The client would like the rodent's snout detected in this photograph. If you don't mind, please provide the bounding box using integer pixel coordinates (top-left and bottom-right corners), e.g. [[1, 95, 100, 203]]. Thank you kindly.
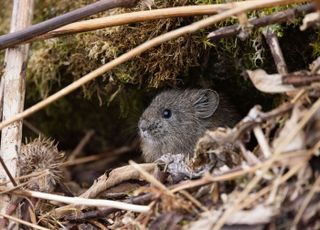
[[138, 119, 147, 132], [138, 118, 162, 139], [138, 119, 149, 138]]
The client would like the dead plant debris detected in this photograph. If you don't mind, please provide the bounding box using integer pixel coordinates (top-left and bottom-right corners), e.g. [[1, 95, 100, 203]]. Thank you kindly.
[[0, 1, 320, 230]]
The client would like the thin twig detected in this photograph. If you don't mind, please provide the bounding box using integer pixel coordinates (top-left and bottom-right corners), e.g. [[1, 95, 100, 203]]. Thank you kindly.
[[238, 141, 260, 165], [12, 189, 150, 213], [63, 146, 132, 167], [208, 3, 315, 40], [23, 120, 44, 136], [0, 156, 17, 186], [0, 0, 308, 132], [0, 213, 49, 230], [129, 160, 173, 196], [253, 126, 272, 158], [213, 99, 320, 230], [291, 89, 307, 103], [0, 170, 50, 195], [179, 190, 208, 212], [283, 74, 320, 86], [238, 156, 311, 211], [275, 97, 320, 154], [293, 176, 320, 225], [263, 26, 288, 75], [0, 170, 48, 186], [0, 0, 139, 50], [266, 166, 285, 204], [30, 2, 274, 42], [171, 149, 309, 193], [63, 193, 153, 221], [69, 130, 95, 160]]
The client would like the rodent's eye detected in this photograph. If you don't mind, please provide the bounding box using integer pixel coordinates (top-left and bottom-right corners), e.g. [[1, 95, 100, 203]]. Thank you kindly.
[[162, 109, 172, 119]]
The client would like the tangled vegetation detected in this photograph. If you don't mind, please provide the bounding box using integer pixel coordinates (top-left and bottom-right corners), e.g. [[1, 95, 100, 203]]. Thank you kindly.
[[0, 0, 320, 229]]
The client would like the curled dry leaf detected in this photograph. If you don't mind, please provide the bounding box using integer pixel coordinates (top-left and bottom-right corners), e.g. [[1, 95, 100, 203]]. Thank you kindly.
[[157, 153, 205, 182], [52, 163, 156, 219], [246, 69, 296, 93], [192, 128, 241, 169], [300, 12, 320, 31], [305, 108, 320, 147], [272, 104, 306, 154], [80, 163, 156, 199]]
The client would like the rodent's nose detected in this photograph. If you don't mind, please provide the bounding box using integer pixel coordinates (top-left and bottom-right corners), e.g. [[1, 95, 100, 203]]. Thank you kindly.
[[139, 120, 150, 138], [139, 120, 148, 132]]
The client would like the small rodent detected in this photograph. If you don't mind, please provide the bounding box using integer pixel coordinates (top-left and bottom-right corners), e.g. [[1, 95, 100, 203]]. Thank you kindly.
[[138, 89, 240, 162]]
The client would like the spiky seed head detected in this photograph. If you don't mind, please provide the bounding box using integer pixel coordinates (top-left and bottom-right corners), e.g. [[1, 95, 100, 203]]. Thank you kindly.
[[19, 137, 64, 192]]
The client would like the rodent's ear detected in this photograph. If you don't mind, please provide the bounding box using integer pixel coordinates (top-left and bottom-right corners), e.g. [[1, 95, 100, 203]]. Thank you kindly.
[[194, 89, 219, 119]]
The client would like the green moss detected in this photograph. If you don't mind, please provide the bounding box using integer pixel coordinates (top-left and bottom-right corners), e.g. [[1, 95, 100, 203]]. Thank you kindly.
[[310, 31, 320, 58], [28, 0, 209, 102], [0, 0, 317, 151], [27, 0, 305, 102]]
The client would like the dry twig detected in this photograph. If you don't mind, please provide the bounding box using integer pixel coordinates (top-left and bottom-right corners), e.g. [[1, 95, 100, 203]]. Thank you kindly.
[[0, 0, 140, 49], [69, 130, 95, 160], [263, 26, 288, 75], [12, 189, 150, 212], [0, 213, 49, 230], [213, 97, 320, 229], [129, 160, 173, 196], [293, 176, 320, 225], [30, 1, 272, 42], [208, 3, 315, 40]]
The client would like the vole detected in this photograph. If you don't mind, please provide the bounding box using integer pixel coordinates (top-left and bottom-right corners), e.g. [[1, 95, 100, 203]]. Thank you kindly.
[[138, 89, 240, 162]]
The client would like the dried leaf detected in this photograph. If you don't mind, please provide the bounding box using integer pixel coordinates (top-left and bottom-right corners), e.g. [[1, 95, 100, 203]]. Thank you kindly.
[[300, 12, 320, 31], [81, 163, 156, 199], [305, 108, 320, 147], [272, 105, 306, 153], [193, 128, 241, 169], [157, 153, 208, 182], [247, 69, 296, 93]]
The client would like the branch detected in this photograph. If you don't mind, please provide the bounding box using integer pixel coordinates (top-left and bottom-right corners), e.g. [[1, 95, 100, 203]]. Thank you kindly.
[[0, 156, 17, 186], [282, 74, 320, 86], [0, 0, 309, 131], [28, 1, 275, 43], [0, 213, 49, 230], [63, 193, 153, 221], [10, 190, 150, 213], [0, 0, 139, 50], [263, 26, 288, 75], [208, 3, 315, 40]]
